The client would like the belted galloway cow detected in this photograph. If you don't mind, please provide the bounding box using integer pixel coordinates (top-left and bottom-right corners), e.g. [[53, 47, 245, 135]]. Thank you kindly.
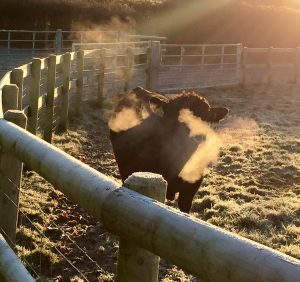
[[109, 87, 228, 213]]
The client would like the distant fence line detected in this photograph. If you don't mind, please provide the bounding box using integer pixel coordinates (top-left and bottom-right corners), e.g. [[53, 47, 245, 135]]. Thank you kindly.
[[72, 41, 300, 92], [72, 41, 242, 92], [0, 41, 300, 281], [158, 43, 300, 89], [1, 29, 300, 88], [0, 29, 167, 73], [158, 44, 300, 88], [241, 46, 300, 85]]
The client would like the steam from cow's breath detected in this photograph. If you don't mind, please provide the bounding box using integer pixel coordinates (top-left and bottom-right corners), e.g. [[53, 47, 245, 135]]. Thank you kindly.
[[217, 116, 259, 149], [108, 94, 150, 132], [71, 18, 136, 94], [178, 109, 221, 183], [108, 107, 142, 132], [71, 17, 135, 43]]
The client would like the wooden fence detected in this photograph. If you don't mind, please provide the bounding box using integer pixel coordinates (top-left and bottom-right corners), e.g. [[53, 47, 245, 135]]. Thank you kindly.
[[72, 41, 243, 92], [241, 46, 300, 84], [0, 42, 152, 142], [73, 42, 300, 91], [159, 43, 242, 91], [0, 43, 300, 281], [0, 29, 167, 73], [0, 29, 113, 73]]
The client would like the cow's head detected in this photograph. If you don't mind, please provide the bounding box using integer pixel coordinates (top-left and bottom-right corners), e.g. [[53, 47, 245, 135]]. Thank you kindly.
[[132, 87, 229, 125]]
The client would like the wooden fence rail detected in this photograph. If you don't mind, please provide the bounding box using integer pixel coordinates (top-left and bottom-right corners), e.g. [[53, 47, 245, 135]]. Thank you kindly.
[[1, 42, 300, 281], [0, 234, 34, 282]]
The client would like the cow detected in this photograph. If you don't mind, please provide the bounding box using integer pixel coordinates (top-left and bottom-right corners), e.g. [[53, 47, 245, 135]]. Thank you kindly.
[[109, 87, 229, 213]]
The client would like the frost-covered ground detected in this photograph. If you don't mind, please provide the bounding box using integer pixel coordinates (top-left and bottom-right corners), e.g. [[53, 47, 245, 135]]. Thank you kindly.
[[17, 85, 300, 281], [193, 85, 300, 259]]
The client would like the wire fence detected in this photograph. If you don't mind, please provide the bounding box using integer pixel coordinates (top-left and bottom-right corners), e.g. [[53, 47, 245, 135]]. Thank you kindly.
[[0, 169, 109, 281]]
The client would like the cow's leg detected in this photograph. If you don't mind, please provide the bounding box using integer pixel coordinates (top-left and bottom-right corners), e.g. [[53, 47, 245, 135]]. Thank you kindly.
[[166, 188, 176, 201], [177, 177, 203, 213], [166, 177, 180, 201]]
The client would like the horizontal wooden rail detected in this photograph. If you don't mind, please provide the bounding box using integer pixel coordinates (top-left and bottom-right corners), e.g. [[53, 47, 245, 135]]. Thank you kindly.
[[83, 47, 148, 57], [0, 234, 35, 282], [72, 41, 150, 52], [0, 119, 299, 282], [245, 63, 295, 68], [164, 54, 236, 57], [161, 43, 241, 47], [246, 47, 297, 53], [126, 34, 167, 41], [272, 48, 295, 53], [161, 63, 238, 68], [0, 29, 57, 33], [0, 39, 54, 43]]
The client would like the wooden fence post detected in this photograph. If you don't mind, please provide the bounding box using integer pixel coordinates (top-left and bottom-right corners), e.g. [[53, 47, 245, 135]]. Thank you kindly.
[[10, 69, 24, 110], [124, 47, 133, 93], [219, 46, 225, 71], [117, 172, 167, 282], [112, 52, 118, 95], [268, 47, 273, 85], [0, 85, 27, 247], [60, 52, 71, 131], [148, 41, 161, 92], [43, 55, 56, 143], [180, 46, 185, 69], [76, 50, 84, 112], [294, 47, 300, 84], [241, 47, 248, 86], [146, 46, 151, 89], [2, 84, 19, 114], [7, 31, 11, 54], [236, 44, 242, 85], [97, 48, 105, 105], [27, 58, 41, 135], [201, 45, 206, 66], [55, 29, 63, 54]]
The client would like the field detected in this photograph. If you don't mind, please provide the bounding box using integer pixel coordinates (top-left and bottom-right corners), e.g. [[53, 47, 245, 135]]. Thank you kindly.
[[17, 84, 300, 281]]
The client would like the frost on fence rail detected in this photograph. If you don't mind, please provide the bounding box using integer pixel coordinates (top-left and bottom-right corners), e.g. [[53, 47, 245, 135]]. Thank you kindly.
[[0, 233, 35, 282]]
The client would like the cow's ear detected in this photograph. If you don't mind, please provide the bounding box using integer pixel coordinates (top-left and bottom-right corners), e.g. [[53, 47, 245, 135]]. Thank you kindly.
[[132, 87, 153, 101], [210, 107, 229, 123], [149, 95, 168, 116], [133, 87, 168, 106], [150, 95, 169, 108]]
